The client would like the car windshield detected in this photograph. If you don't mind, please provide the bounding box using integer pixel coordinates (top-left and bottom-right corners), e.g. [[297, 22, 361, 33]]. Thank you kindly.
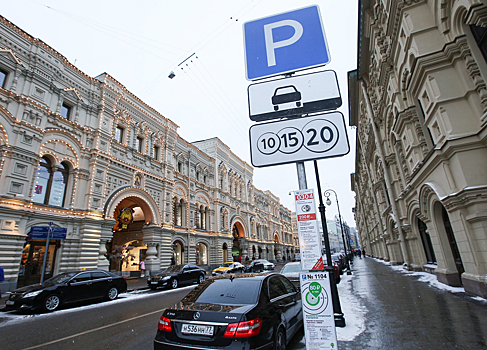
[[281, 264, 306, 274], [45, 272, 77, 284], [222, 263, 233, 268], [184, 279, 261, 305], [162, 265, 183, 274], [256, 260, 269, 264]]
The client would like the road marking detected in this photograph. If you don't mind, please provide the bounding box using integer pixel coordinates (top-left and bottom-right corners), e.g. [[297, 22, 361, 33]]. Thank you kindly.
[[21, 308, 166, 350]]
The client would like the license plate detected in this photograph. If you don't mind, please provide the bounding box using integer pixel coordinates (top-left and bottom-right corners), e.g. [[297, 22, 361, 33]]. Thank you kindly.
[[6, 300, 14, 305], [151, 281, 159, 284], [181, 323, 214, 336]]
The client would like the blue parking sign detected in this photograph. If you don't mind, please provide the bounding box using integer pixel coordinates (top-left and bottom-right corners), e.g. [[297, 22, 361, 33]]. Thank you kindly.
[[243, 5, 330, 81]]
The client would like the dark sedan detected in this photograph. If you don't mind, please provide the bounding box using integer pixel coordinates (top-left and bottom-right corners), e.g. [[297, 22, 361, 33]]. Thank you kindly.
[[154, 273, 303, 350], [244, 260, 265, 273], [4, 270, 127, 312], [148, 264, 206, 290]]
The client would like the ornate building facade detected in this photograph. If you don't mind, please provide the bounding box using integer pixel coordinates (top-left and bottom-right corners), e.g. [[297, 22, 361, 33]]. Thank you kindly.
[[349, 0, 487, 298], [0, 15, 294, 293]]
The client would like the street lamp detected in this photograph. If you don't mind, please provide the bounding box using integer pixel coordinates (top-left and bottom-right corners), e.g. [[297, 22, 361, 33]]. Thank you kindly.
[[324, 189, 352, 275]]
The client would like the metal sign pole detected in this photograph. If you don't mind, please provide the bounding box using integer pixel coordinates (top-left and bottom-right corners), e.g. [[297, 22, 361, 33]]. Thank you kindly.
[[313, 160, 345, 327], [40, 222, 52, 284], [296, 162, 308, 190]]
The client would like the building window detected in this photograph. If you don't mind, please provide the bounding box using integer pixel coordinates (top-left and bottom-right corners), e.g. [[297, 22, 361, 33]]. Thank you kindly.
[[153, 145, 160, 160], [61, 103, 71, 120], [471, 25, 487, 63], [32, 157, 69, 207], [136, 136, 144, 153], [115, 126, 124, 143], [178, 162, 182, 173], [0, 68, 7, 88]]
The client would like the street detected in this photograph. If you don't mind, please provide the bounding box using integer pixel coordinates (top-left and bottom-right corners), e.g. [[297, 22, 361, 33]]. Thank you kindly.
[[1, 259, 487, 350]]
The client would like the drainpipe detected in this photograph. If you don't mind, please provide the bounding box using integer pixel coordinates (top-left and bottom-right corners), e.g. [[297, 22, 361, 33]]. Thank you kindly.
[[360, 81, 410, 267]]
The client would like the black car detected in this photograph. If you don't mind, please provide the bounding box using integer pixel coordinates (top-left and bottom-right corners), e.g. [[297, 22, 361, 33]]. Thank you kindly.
[[244, 260, 265, 273], [154, 273, 303, 350], [4, 270, 127, 312], [148, 264, 206, 290]]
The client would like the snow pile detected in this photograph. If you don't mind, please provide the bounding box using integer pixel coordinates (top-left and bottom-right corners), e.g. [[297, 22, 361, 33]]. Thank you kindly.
[[336, 273, 366, 341]]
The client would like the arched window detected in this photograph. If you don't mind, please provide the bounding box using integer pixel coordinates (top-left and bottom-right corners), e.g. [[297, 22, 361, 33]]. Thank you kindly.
[[32, 157, 69, 207]]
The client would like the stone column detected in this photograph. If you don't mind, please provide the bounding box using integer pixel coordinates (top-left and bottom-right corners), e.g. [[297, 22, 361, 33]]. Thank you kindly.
[[142, 224, 163, 273]]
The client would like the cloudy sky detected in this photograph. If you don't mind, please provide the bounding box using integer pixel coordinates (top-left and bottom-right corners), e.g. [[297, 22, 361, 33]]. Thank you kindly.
[[2, 0, 359, 225]]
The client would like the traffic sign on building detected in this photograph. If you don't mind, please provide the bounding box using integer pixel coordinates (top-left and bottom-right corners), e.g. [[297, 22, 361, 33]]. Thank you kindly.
[[243, 5, 330, 81], [249, 111, 350, 167], [248, 70, 341, 122]]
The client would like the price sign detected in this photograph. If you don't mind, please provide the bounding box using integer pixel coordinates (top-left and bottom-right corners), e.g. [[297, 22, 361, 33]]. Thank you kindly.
[[249, 111, 349, 167], [294, 189, 324, 271]]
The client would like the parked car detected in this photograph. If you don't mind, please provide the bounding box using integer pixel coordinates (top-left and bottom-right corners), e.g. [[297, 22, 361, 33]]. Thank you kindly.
[[243, 260, 265, 273], [252, 259, 275, 270], [4, 270, 127, 312], [212, 262, 245, 276], [280, 261, 340, 289], [154, 273, 303, 350], [332, 253, 346, 274], [148, 264, 206, 290]]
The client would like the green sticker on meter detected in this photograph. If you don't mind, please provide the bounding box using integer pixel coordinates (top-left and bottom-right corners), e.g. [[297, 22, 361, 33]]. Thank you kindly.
[[305, 282, 322, 306], [309, 282, 321, 297]]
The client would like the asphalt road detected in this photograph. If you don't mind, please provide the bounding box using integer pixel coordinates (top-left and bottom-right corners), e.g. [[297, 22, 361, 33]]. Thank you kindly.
[[0, 285, 197, 350]]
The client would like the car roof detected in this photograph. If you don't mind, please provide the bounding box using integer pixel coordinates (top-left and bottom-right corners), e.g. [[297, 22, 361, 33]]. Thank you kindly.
[[211, 272, 277, 281]]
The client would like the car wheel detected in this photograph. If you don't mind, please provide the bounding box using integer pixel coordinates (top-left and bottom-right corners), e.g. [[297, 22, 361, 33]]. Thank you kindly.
[[107, 287, 119, 301], [43, 294, 61, 312], [198, 274, 205, 284], [171, 278, 179, 289], [274, 327, 286, 350]]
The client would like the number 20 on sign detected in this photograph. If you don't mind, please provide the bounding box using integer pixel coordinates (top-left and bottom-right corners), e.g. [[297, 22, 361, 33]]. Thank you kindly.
[[249, 111, 350, 168]]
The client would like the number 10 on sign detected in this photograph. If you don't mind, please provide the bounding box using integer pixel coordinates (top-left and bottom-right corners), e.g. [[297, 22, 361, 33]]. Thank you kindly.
[[249, 111, 350, 168]]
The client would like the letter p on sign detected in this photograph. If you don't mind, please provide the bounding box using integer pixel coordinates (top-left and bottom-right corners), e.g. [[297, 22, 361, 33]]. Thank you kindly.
[[243, 5, 330, 81]]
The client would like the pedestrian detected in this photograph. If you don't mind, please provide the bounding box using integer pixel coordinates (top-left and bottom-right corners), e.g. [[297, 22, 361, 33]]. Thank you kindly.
[[363, 248, 366, 257], [171, 254, 176, 265], [0, 265, 4, 298], [139, 260, 145, 278]]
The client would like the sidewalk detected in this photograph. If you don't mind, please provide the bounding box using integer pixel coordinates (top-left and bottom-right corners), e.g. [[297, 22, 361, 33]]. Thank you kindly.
[[288, 257, 487, 350]]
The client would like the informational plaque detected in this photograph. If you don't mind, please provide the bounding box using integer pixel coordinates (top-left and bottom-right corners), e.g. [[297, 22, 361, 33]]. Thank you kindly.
[[294, 189, 324, 271], [300, 271, 338, 349]]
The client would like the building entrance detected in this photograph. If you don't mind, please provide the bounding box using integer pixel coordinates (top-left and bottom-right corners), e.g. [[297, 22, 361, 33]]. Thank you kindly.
[[17, 239, 59, 287], [109, 203, 147, 275]]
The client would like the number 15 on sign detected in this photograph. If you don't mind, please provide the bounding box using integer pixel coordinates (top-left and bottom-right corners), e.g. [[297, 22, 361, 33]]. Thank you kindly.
[[249, 111, 350, 167]]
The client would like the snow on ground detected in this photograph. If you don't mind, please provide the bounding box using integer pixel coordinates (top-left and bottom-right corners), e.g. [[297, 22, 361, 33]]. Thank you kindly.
[[336, 272, 367, 341], [0, 285, 196, 328], [372, 257, 487, 304]]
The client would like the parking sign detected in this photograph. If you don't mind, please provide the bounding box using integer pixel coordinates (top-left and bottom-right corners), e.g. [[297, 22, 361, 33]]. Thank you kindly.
[[243, 5, 330, 80]]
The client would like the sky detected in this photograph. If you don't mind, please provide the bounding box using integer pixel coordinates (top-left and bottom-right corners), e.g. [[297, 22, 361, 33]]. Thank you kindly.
[[1, 0, 359, 225]]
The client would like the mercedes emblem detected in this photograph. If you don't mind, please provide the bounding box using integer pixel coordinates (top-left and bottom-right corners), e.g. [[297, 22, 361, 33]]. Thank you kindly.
[[193, 312, 200, 320]]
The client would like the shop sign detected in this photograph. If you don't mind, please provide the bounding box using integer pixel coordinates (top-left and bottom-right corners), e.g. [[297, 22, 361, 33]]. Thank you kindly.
[[294, 189, 324, 271], [300, 272, 338, 349], [232, 246, 240, 257]]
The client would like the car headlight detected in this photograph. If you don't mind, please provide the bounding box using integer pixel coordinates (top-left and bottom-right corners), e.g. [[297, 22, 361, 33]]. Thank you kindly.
[[23, 290, 43, 298], [161, 276, 171, 281]]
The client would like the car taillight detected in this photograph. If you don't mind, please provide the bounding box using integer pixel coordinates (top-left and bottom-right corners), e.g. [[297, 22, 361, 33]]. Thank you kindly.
[[158, 315, 172, 332], [224, 318, 262, 338]]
